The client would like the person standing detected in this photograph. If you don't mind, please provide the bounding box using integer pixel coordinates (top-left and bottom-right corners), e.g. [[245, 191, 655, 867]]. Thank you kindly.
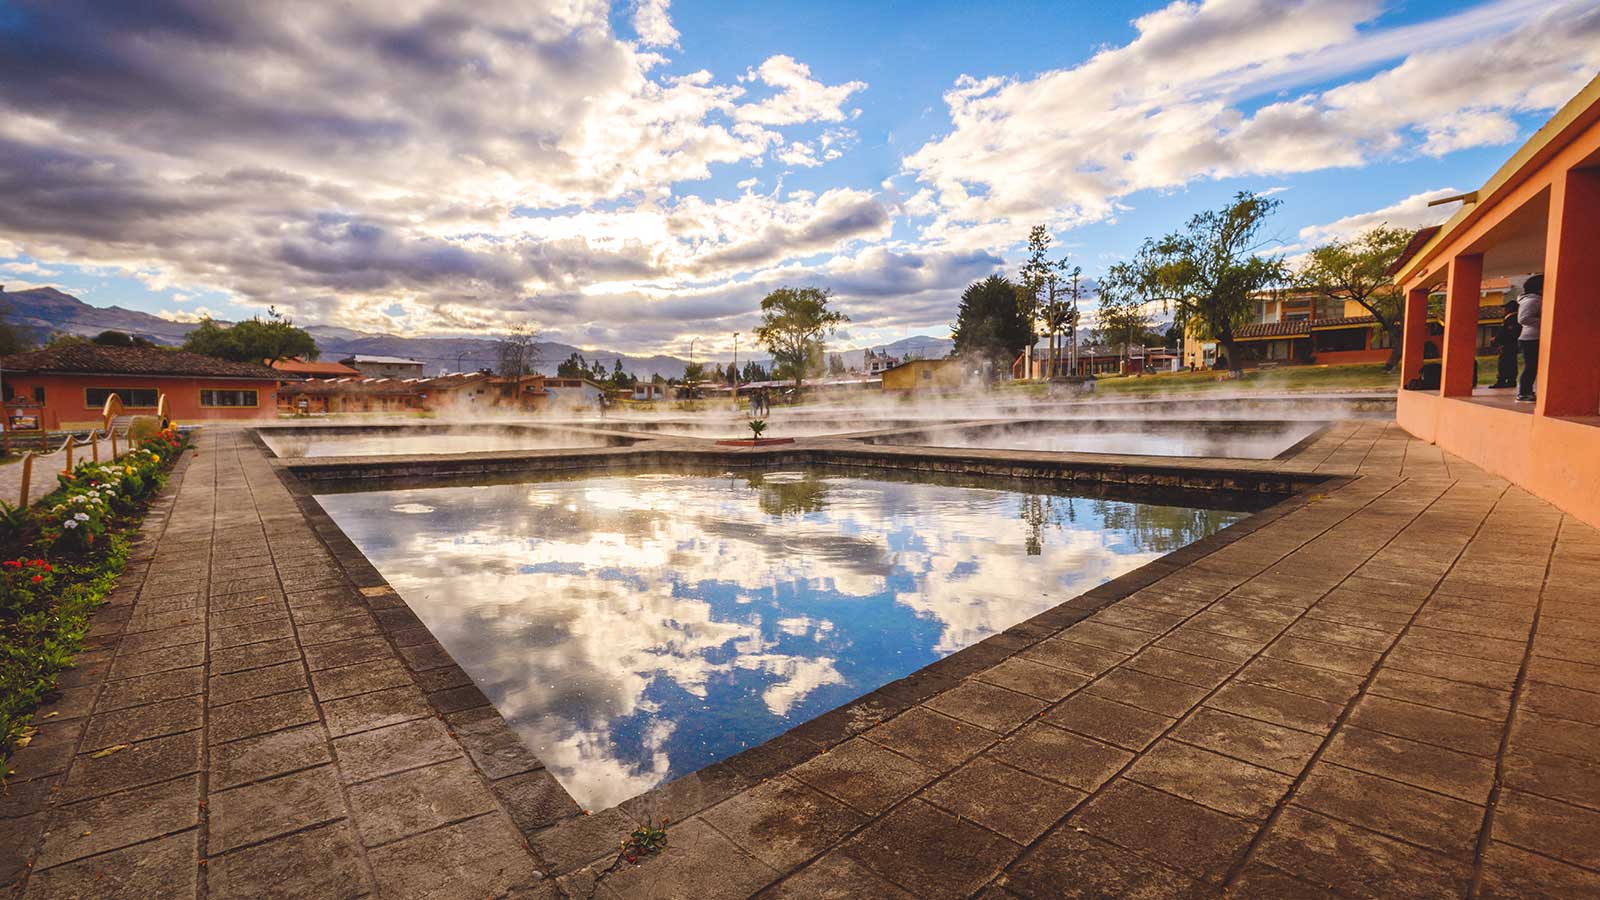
[[1516, 274, 1543, 402], [1491, 297, 1520, 388]]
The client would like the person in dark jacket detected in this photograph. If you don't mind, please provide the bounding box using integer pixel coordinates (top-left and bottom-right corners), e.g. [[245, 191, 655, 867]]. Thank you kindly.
[[1490, 298, 1520, 388]]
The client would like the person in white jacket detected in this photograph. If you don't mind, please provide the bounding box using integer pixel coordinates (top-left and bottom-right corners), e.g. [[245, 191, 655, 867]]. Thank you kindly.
[[1517, 274, 1543, 402]]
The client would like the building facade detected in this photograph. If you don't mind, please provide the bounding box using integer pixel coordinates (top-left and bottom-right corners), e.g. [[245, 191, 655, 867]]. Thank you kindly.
[[1181, 285, 1513, 370], [339, 355, 427, 378], [882, 358, 963, 392], [1392, 72, 1600, 529], [0, 344, 288, 429]]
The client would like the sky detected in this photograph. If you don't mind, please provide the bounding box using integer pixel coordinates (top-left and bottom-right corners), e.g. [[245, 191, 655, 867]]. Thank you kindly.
[[0, 0, 1597, 359]]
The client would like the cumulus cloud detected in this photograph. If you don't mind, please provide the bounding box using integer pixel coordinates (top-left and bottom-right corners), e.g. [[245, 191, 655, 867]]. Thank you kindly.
[[0, 0, 1591, 352], [631, 0, 679, 47], [1295, 187, 1462, 247], [0, 0, 877, 343], [902, 0, 1600, 250], [736, 56, 867, 126]]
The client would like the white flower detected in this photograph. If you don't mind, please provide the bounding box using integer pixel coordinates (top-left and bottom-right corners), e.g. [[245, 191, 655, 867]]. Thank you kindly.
[[63, 520, 78, 530], [73, 512, 89, 522]]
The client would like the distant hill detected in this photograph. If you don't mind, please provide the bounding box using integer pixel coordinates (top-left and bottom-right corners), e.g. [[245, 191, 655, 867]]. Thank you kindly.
[[0, 285, 956, 379]]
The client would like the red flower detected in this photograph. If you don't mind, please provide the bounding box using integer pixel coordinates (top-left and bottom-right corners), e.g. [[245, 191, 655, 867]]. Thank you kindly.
[[3, 560, 20, 569], [31, 575, 42, 584]]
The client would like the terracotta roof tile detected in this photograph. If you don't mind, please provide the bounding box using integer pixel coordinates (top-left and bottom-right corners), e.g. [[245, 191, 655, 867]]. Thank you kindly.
[[1, 343, 290, 379], [271, 358, 361, 377]]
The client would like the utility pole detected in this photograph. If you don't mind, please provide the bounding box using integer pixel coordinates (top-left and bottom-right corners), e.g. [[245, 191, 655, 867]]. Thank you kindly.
[[1069, 271, 1080, 378], [731, 332, 739, 410]]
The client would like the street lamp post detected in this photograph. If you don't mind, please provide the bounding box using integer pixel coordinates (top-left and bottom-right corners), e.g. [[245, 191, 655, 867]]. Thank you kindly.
[[688, 337, 698, 398], [732, 332, 739, 410]]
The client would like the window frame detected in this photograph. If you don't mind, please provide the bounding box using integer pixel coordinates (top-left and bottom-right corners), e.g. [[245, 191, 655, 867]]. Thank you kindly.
[[199, 388, 260, 409], [84, 387, 159, 409]]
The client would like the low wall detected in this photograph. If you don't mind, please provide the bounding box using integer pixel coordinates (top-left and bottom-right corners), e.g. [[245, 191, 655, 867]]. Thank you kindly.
[[1396, 389, 1600, 528]]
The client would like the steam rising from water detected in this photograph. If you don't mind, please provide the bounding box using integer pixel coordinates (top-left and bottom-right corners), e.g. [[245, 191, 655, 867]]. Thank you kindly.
[[268, 386, 1391, 454]]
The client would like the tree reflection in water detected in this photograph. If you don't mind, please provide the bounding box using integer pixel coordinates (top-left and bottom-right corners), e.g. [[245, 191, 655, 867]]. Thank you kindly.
[[316, 470, 1247, 812]]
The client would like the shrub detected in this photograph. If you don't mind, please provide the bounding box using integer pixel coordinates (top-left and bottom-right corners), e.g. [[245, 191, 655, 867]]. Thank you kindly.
[[1, 426, 187, 766]]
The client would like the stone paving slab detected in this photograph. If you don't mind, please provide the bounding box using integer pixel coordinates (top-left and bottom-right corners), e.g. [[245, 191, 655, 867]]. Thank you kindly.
[[3, 419, 1598, 899]]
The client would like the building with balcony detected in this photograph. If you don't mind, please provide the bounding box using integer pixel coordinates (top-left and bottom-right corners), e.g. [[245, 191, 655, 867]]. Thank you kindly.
[[1181, 284, 1513, 370]]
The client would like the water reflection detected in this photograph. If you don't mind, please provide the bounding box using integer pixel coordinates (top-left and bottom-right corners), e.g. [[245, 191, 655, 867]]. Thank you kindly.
[[316, 471, 1244, 811]]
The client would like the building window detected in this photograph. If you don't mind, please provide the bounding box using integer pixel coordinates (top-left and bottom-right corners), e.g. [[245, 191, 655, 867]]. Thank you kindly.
[[85, 387, 158, 408], [200, 389, 258, 407], [33, 386, 44, 403], [1313, 328, 1367, 352], [1314, 299, 1345, 319]]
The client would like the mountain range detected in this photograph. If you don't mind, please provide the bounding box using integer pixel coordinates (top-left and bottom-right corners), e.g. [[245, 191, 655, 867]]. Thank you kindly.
[[0, 286, 954, 378]]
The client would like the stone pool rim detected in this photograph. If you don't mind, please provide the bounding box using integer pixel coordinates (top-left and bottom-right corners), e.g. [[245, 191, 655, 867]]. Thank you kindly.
[[255, 422, 1348, 876]]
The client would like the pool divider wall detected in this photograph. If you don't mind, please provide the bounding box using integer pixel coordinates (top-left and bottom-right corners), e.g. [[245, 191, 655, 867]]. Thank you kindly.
[[255, 430, 1346, 875], [261, 436, 1330, 497]]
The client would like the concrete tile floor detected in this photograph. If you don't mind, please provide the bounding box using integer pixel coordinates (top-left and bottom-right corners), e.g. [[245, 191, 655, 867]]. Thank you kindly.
[[2, 419, 1597, 899]]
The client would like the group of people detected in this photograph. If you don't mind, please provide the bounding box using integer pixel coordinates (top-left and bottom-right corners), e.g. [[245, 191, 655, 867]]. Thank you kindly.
[[1491, 274, 1543, 402], [747, 388, 772, 417]]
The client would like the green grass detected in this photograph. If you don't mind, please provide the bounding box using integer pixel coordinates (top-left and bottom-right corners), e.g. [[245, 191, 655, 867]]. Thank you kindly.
[[1089, 356, 1501, 397]]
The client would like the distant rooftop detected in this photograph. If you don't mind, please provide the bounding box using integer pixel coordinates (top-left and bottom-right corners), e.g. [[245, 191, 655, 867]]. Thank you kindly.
[[272, 358, 361, 377], [339, 354, 425, 366]]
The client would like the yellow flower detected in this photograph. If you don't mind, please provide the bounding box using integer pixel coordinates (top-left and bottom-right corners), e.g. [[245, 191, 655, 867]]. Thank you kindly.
[[150, 455, 160, 464]]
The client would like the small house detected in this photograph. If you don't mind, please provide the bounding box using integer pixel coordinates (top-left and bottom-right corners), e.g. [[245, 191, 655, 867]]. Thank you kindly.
[[882, 358, 963, 392], [0, 344, 290, 429]]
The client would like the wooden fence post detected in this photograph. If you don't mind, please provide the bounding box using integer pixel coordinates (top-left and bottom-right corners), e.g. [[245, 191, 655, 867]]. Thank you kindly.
[[19, 453, 32, 507], [111, 430, 118, 459], [91, 433, 99, 463], [64, 438, 73, 475]]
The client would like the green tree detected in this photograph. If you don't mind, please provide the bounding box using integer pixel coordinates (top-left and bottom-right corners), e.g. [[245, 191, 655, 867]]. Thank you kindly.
[[1040, 262, 1081, 378], [1093, 266, 1153, 369], [683, 361, 706, 383], [1294, 225, 1412, 371], [556, 352, 588, 378], [950, 275, 1030, 377], [1016, 226, 1050, 359], [181, 308, 318, 365], [753, 286, 848, 391], [827, 353, 846, 376], [1119, 192, 1285, 373], [0, 302, 33, 356], [609, 358, 635, 388], [92, 330, 156, 348]]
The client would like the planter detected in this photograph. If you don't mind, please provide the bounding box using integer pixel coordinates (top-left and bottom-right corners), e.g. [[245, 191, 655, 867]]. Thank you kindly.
[[714, 437, 797, 447]]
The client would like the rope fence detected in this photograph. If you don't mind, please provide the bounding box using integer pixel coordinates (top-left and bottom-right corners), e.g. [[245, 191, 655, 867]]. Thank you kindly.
[[7, 392, 166, 508]]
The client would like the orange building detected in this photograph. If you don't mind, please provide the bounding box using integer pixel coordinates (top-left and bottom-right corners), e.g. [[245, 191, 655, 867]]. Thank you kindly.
[[1392, 73, 1600, 528], [0, 344, 290, 429]]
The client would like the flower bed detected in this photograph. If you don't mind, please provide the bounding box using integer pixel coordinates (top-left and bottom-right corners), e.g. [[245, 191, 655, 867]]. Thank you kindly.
[[0, 427, 189, 771]]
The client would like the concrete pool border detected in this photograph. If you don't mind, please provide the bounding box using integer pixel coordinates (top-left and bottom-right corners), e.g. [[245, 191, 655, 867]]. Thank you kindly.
[[847, 418, 1333, 463], [254, 424, 1346, 884]]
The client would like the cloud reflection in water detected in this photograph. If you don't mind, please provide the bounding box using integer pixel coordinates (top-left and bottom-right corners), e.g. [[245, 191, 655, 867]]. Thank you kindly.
[[316, 471, 1243, 811]]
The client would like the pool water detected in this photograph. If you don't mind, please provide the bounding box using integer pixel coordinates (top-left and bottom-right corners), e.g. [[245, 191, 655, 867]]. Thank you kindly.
[[261, 426, 616, 458], [316, 470, 1249, 811]]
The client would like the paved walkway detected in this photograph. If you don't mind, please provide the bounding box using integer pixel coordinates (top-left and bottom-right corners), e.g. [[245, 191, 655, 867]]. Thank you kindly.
[[3, 422, 1599, 899]]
